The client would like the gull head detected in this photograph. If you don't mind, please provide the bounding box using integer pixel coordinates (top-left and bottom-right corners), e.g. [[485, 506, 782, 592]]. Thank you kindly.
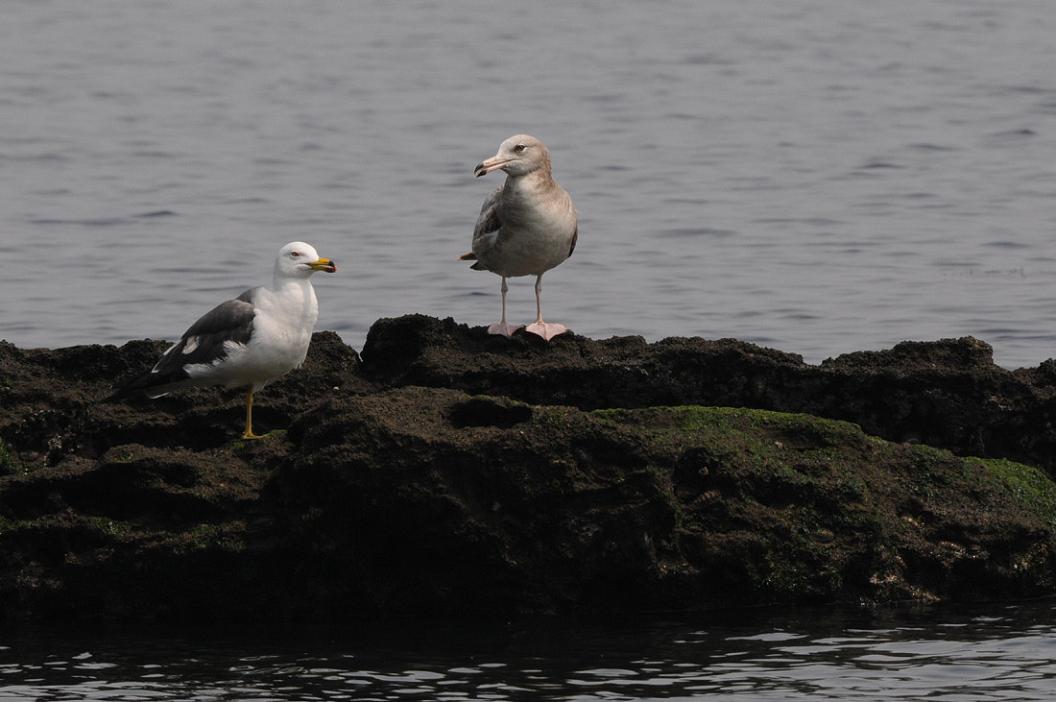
[[275, 241, 337, 279], [474, 134, 551, 178]]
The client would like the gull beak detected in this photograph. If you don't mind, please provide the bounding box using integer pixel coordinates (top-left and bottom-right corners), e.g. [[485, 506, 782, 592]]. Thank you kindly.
[[309, 257, 337, 273], [474, 155, 508, 178]]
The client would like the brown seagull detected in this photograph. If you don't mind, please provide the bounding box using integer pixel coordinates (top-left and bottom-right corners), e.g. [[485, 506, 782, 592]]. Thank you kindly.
[[461, 134, 578, 341]]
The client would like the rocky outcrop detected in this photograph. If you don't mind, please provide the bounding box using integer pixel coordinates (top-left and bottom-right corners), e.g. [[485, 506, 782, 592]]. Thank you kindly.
[[360, 315, 1056, 473], [0, 318, 1054, 626]]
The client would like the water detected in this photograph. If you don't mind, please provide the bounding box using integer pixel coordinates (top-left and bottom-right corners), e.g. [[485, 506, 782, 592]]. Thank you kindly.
[[2, 1, 1056, 367], [3, 2, 1056, 695], [2, 603, 1056, 701]]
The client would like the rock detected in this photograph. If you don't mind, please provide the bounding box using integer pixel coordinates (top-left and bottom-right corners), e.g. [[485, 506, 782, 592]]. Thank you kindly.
[[360, 316, 1056, 474], [267, 389, 1056, 617], [0, 318, 1054, 626], [0, 331, 370, 462]]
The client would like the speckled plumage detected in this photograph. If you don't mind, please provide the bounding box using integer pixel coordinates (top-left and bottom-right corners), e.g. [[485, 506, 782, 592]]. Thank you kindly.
[[464, 134, 578, 340]]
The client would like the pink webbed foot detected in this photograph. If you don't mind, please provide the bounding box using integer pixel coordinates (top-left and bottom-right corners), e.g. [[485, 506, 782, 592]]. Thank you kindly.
[[524, 321, 568, 341], [487, 321, 524, 337]]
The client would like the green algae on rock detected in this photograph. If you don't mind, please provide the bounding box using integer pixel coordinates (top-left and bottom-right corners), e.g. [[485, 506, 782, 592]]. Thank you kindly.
[[5, 387, 1051, 626], [0, 319, 1055, 626], [360, 316, 1056, 474], [0, 438, 19, 476]]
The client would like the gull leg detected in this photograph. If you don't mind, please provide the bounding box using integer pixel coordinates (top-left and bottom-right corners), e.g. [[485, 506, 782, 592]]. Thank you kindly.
[[487, 276, 523, 337], [241, 387, 266, 440], [524, 273, 568, 341]]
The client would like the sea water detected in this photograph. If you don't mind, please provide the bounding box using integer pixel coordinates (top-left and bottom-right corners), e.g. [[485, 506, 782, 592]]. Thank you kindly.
[[2, 603, 1055, 701], [2, 1, 1055, 367]]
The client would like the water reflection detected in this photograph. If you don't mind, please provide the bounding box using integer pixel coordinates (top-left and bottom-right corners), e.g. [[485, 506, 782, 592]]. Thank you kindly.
[[1, 603, 1055, 701]]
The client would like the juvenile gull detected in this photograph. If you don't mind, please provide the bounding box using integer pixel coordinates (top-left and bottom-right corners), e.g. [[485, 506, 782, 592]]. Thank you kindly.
[[460, 134, 578, 341], [113, 241, 337, 439]]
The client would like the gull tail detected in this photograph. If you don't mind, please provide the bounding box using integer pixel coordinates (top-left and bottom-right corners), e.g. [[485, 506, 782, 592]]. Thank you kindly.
[[107, 367, 186, 401]]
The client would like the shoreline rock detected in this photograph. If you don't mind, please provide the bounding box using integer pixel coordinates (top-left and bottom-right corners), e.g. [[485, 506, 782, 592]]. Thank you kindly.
[[1, 317, 1054, 626], [361, 316, 1056, 473]]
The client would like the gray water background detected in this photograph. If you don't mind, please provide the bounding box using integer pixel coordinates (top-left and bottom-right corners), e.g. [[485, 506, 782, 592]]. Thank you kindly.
[[4, 5, 1056, 698], [2, 603, 1055, 701], [3, 1, 1056, 367]]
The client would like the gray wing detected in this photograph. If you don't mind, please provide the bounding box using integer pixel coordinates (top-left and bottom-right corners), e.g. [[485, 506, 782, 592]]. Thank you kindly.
[[151, 288, 258, 377], [465, 187, 504, 270], [111, 289, 259, 398], [472, 186, 503, 244]]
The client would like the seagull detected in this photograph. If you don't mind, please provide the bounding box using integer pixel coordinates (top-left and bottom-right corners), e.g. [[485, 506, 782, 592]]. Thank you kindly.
[[112, 241, 337, 439], [460, 134, 578, 341]]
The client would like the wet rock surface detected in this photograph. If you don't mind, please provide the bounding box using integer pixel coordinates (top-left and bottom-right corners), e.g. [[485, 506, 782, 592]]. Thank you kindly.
[[1, 317, 1055, 626], [361, 316, 1056, 473]]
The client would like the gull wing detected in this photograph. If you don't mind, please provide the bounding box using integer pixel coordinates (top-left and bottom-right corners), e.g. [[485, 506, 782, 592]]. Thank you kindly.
[[111, 288, 259, 398], [153, 288, 259, 374], [472, 186, 503, 245]]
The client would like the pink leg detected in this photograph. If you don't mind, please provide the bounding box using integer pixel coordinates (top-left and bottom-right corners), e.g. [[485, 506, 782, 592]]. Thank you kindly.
[[487, 276, 523, 337], [524, 273, 568, 341]]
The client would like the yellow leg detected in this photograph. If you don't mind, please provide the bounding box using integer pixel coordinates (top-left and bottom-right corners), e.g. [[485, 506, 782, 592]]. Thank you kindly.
[[241, 387, 266, 440]]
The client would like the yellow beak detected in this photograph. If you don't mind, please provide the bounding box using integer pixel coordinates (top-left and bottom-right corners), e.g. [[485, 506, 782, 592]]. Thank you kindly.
[[309, 257, 337, 272]]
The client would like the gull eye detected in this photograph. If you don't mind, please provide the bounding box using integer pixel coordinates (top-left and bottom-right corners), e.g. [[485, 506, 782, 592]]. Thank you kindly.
[[290, 251, 301, 257], [513, 144, 527, 153]]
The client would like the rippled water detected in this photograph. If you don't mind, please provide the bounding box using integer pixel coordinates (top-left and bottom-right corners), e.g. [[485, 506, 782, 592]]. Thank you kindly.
[[2, 603, 1055, 701], [5, 5, 1056, 697], [3, 1, 1056, 367]]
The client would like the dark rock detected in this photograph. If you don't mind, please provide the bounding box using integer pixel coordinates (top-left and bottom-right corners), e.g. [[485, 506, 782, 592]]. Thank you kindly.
[[270, 390, 1056, 616], [0, 318, 1054, 626], [0, 330, 371, 461], [361, 316, 1056, 474], [447, 396, 533, 428]]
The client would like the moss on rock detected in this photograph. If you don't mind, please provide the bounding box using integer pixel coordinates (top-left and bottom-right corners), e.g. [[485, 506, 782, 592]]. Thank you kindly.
[[0, 319, 1054, 625], [0, 438, 19, 476]]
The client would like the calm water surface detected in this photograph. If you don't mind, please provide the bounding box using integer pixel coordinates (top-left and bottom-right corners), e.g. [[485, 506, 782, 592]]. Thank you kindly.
[[2, 603, 1056, 701], [3, 1, 1056, 366], [4, 6, 1056, 697]]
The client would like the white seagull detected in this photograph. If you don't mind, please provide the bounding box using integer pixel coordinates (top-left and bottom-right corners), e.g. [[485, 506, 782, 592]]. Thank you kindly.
[[113, 241, 337, 439], [461, 134, 578, 341]]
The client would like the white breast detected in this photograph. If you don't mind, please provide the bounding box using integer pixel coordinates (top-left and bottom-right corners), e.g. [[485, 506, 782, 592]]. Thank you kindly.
[[488, 178, 577, 278], [210, 281, 318, 390]]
